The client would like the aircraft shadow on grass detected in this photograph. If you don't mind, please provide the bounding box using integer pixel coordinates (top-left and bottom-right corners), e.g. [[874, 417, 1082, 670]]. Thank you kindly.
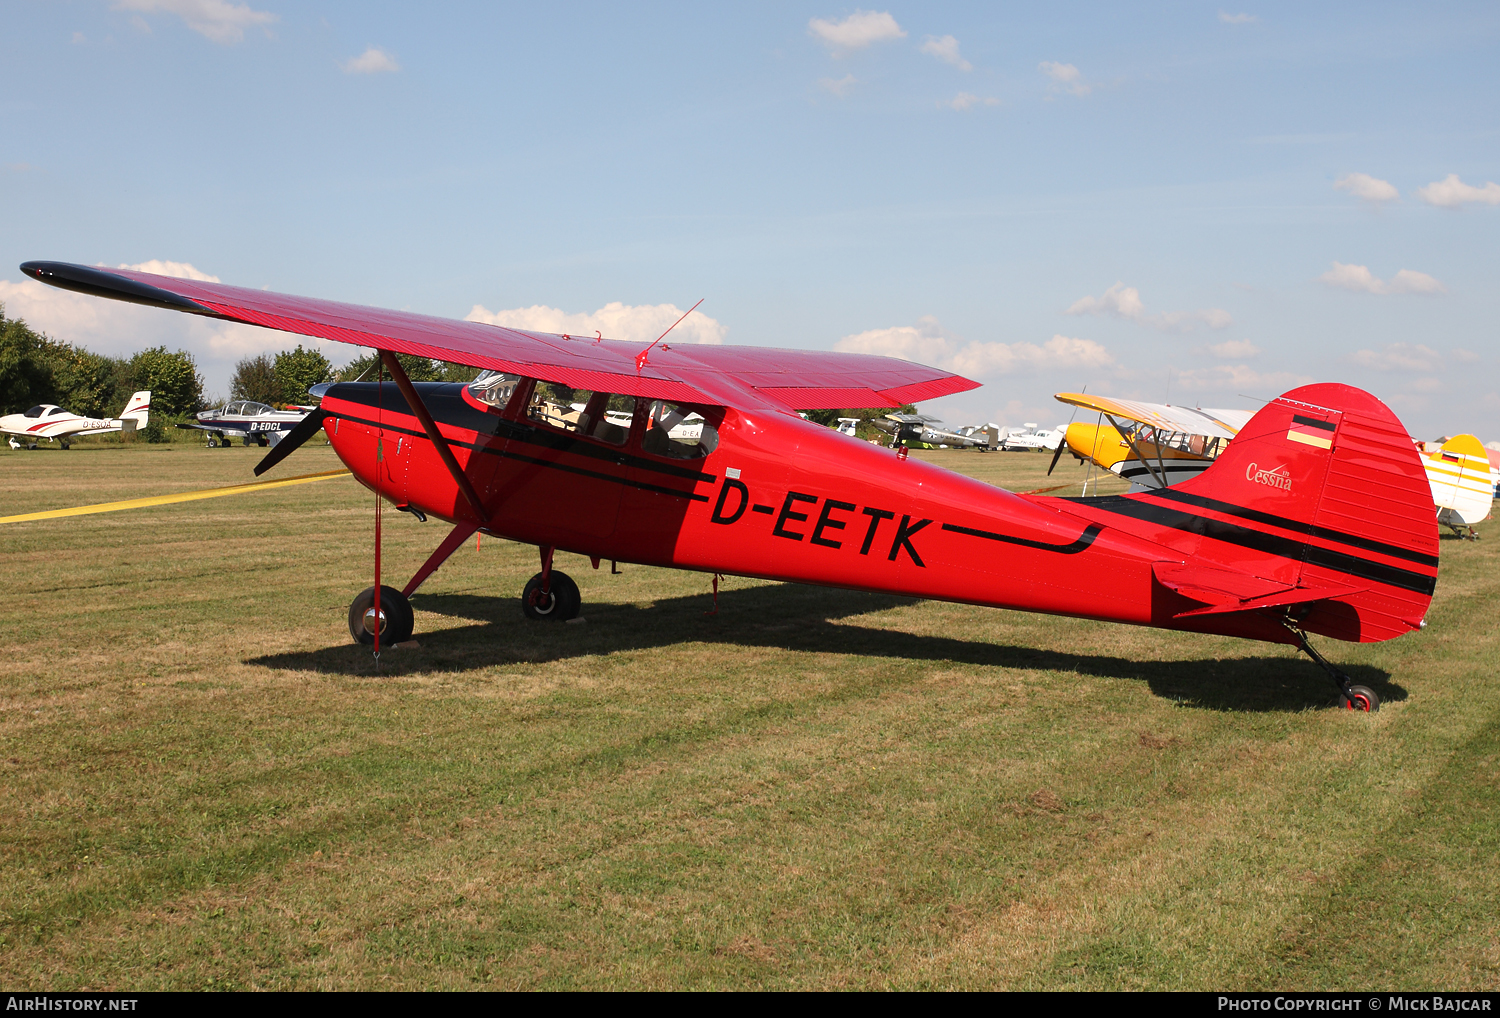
[[249, 582, 1402, 713]]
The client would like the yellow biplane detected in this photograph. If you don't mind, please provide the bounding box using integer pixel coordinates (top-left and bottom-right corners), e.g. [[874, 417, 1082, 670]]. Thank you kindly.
[[1049, 392, 1254, 492]]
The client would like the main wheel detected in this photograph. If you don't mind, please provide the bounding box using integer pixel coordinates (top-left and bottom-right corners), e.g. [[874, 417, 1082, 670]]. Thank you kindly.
[[1340, 684, 1380, 712], [348, 585, 414, 645], [60, 440, 70, 450], [522, 570, 580, 621]]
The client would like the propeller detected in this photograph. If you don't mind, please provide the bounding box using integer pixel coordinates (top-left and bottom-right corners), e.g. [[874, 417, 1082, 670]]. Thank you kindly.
[[253, 408, 329, 476], [1048, 436, 1067, 475]]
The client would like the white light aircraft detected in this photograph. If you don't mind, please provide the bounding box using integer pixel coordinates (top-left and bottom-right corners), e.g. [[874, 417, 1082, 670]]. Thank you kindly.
[[0, 392, 150, 449]]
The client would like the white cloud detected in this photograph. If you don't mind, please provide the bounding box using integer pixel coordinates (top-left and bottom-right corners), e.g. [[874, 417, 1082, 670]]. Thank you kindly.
[[465, 302, 726, 346], [1174, 364, 1311, 392], [920, 35, 971, 71], [120, 259, 221, 282], [1387, 269, 1446, 294], [1350, 343, 1443, 373], [1335, 172, 1399, 204], [1206, 339, 1260, 359], [833, 316, 1113, 378], [1066, 282, 1232, 332], [1218, 11, 1257, 24], [819, 74, 857, 97], [341, 47, 400, 74], [114, 0, 276, 45], [943, 92, 999, 111], [1039, 61, 1090, 97], [1318, 262, 1446, 295], [1415, 174, 1500, 209], [808, 11, 905, 52]]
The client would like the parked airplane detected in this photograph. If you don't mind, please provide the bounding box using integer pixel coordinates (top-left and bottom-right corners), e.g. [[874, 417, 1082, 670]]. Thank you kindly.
[[871, 414, 999, 450], [180, 400, 312, 447], [1000, 423, 1065, 453], [22, 260, 1440, 713], [1051, 393, 1254, 491], [1418, 434, 1496, 540], [0, 391, 150, 449]]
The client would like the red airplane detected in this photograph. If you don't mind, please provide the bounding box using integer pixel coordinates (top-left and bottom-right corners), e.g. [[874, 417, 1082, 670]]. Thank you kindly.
[[22, 261, 1438, 712]]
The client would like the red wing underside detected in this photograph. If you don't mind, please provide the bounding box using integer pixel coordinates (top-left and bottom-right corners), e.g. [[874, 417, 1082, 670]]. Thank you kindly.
[[20, 262, 979, 411]]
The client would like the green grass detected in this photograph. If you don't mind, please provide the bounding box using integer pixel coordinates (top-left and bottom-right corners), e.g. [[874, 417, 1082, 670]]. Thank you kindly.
[[0, 442, 1495, 989]]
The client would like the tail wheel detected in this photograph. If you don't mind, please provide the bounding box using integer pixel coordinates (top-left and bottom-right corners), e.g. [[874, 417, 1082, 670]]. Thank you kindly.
[[348, 585, 414, 645], [522, 570, 580, 621], [1340, 685, 1380, 712]]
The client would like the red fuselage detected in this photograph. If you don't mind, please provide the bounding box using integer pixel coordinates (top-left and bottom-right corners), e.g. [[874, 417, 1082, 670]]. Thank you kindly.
[[319, 381, 1436, 648]]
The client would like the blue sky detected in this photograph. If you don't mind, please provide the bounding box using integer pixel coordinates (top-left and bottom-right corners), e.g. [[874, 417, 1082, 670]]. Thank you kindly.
[[2, 2, 1497, 439]]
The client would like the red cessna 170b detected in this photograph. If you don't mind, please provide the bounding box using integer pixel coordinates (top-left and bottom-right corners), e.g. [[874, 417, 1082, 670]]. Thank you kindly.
[[22, 261, 1439, 712]]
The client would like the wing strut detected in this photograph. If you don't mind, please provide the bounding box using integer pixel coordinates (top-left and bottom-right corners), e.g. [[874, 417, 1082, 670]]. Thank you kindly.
[[379, 351, 488, 521]]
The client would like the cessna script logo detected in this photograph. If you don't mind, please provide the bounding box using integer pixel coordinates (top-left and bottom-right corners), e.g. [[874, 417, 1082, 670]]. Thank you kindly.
[[1246, 462, 1292, 491]]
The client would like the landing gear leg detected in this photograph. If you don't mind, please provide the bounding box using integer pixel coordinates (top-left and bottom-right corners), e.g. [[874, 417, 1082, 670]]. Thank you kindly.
[[523, 546, 580, 621], [1283, 620, 1379, 712]]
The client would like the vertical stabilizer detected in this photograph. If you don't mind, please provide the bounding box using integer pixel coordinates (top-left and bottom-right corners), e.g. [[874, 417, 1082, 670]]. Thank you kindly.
[[1156, 383, 1437, 641], [118, 391, 151, 426], [1424, 433, 1495, 527]]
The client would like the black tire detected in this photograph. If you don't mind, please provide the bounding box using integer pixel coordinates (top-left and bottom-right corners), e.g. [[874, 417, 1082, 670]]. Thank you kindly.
[[522, 570, 580, 621], [60, 440, 70, 450], [348, 585, 414, 645], [1340, 684, 1380, 712]]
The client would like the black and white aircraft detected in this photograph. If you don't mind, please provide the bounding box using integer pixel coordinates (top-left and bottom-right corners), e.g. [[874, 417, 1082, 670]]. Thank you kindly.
[[178, 400, 311, 448]]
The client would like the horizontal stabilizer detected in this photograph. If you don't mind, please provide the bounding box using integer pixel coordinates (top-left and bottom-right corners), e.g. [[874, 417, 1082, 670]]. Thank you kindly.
[[1154, 562, 1366, 618]]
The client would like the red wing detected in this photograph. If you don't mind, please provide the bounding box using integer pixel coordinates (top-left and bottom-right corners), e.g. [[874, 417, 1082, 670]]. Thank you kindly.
[[22, 262, 978, 410]]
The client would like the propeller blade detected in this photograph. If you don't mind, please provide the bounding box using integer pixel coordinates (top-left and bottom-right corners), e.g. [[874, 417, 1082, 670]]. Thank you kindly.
[[1047, 439, 1067, 476], [253, 408, 329, 476]]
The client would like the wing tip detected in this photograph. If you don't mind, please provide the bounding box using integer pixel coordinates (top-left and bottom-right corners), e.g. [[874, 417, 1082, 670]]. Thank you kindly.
[[20, 260, 211, 315]]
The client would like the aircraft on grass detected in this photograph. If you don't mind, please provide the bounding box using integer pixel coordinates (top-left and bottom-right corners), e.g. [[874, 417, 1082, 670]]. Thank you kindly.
[[0, 391, 150, 449], [180, 400, 312, 447], [1049, 394, 1254, 491], [870, 413, 1000, 450], [1417, 434, 1496, 540], [19, 260, 1443, 713], [999, 423, 1065, 453]]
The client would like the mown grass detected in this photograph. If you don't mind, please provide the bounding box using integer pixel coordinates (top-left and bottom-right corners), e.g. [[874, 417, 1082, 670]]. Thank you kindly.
[[0, 442, 1495, 990]]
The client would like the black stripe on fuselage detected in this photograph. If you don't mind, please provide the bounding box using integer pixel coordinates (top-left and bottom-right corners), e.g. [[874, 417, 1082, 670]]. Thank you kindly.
[[941, 522, 1103, 555], [1134, 486, 1440, 568], [324, 399, 710, 503], [328, 382, 716, 484], [1070, 495, 1436, 595]]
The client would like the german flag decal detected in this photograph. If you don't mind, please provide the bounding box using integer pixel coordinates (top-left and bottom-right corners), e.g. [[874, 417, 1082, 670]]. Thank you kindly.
[[1287, 414, 1336, 449]]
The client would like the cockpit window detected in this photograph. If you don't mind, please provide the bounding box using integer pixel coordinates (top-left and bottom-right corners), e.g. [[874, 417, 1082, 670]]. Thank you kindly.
[[640, 401, 720, 459], [243, 402, 272, 415], [519, 383, 635, 447], [23, 406, 44, 418], [468, 371, 523, 412], [47, 407, 69, 416]]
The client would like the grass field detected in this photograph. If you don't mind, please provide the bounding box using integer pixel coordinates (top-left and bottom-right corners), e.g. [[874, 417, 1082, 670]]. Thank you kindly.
[[0, 440, 1496, 990]]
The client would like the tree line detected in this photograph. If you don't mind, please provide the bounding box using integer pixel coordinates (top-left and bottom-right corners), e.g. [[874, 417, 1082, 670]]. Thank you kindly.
[[0, 305, 203, 421]]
